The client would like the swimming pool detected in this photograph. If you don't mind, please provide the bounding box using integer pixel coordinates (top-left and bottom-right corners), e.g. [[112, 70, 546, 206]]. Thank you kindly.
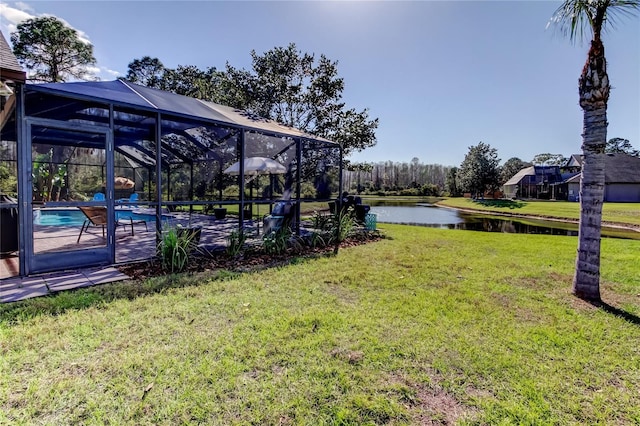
[[33, 208, 167, 226]]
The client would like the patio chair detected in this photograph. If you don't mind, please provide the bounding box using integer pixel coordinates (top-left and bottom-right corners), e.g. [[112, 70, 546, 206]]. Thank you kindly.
[[77, 206, 147, 242], [262, 201, 295, 235], [330, 192, 370, 223], [117, 192, 139, 205], [92, 192, 105, 201]]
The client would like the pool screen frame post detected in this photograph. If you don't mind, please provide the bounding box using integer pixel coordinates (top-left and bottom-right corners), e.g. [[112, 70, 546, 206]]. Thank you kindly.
[[23, 118, 115, 275]]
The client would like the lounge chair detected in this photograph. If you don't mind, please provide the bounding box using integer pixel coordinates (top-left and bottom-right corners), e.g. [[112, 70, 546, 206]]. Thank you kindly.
[[77, 206, 147, 242]]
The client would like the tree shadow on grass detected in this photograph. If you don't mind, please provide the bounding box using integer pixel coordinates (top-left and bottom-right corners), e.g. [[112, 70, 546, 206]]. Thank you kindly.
[[591, 300, 640, 326], [473, 199, 526, 210]]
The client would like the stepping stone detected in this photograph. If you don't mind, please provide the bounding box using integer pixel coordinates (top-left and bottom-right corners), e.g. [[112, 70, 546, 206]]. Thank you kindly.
[[46, 271, 92, 292], [0, 276, 49, 303], [84, 267, 129, 285]]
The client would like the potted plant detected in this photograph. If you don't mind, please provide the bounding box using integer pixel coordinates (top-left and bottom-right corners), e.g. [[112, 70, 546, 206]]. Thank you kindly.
[[213, 207, 227, 220]]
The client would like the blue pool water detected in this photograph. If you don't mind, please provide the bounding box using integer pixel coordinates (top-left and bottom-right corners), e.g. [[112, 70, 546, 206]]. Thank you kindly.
[[33, 209, 164, 226]]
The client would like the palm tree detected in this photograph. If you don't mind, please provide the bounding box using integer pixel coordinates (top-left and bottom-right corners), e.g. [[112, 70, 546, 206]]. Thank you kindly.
[[549, 0, 639, 301]]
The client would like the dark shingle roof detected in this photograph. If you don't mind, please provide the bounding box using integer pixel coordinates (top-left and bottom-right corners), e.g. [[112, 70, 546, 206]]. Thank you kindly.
[[562, 153, 640, 184], [0, 31, 26, 82], [565, 154, 583, 167], [604, 153, 640, 184]]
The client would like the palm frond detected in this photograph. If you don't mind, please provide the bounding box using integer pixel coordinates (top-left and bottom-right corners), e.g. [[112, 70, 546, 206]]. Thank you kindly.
[[547, 0, 639, 43], [603, 0, 640, 30]]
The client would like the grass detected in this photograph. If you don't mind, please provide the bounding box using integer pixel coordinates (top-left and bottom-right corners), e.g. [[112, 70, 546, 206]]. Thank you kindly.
[[1, 225, 640, 424], [437, 198, 640, 226]]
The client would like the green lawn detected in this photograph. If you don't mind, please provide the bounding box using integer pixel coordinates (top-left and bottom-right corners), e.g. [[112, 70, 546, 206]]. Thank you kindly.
[[1, 225, 639, 424], [437, 198, 640, 226]]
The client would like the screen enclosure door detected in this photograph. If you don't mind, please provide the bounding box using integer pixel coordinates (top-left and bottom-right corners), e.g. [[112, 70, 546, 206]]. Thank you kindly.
[[26, 119, 114, 275]]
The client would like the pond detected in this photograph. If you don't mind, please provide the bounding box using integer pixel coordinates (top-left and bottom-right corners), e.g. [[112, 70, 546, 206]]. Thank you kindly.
[[368, 203, 640, 240]]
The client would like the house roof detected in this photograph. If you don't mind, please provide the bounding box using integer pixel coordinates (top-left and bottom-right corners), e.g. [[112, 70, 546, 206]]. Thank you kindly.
[[565, 173, 581, 184], [0, 31, 26, 83], [503, 165, 561, 186], [504, 166, 535, 186], [562, 153, 640, 184], [565, 154, 583, 168], [604, 153, 640, 183]]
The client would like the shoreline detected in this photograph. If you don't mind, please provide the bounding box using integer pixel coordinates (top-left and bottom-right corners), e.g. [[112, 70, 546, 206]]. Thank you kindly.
[[435, 203, 640, 234]]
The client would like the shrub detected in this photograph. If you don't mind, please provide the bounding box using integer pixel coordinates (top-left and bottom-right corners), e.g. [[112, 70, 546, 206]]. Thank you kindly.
[[311, 211, 332, 230], [399, 188, 420, 196], [307, 231, 327, 248], [420, 183, 441, 196], [226, 230, 246, 257], [156, 226, 195, 273], [222, 185, 253, 199], [311, 209, 355, 245], [330, 211, 355, 244], [262, 226, 291, 255], [300, 182, 317, 199]]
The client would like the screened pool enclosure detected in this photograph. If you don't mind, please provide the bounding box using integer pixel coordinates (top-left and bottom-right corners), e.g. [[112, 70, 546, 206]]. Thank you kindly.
[[0, 80, 341, 278]]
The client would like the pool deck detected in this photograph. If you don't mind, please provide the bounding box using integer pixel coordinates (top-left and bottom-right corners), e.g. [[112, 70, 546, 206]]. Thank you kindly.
[[0, 214, 264, 302]]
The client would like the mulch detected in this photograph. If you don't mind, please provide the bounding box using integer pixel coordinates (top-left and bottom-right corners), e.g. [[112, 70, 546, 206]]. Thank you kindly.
[[117, 232, 383, 281]]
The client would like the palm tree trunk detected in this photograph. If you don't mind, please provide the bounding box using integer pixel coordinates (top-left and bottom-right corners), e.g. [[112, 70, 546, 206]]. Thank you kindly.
[[573, 107, 606, 300], [573, 39, 609, 302]]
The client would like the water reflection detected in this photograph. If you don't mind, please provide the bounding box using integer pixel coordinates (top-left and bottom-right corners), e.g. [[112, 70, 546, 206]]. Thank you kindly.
[[368, 204, 639, 240], [445, 215, 578, 237]]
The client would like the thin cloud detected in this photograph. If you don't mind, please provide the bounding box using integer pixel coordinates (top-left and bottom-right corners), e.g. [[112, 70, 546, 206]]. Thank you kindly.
[[14, 2, 34, 13], [103, 68, 122, 77], [86, 65, 101, 75], [0, 3, 35, 33], [87, 66, 123, 81]]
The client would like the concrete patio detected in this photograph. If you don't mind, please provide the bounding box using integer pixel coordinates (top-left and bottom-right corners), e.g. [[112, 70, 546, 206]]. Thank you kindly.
[[0, 267, 130, 303]]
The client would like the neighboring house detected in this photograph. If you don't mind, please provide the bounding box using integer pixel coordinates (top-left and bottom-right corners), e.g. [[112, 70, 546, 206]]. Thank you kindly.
[[563, 154, 583, 174], [565, 173, 581, 202], [536, 153, 640, 203], [502, 165, 566, 199], [603, 153, 640, 202], [0, 31, 26, 84], [1, 31, 26, 128]]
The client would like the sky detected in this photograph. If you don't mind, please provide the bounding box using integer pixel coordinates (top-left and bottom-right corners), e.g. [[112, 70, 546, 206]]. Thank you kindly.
[[1, 1, 638, 167]]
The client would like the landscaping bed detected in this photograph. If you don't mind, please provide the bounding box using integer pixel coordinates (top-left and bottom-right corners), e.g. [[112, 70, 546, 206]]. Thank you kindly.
[[117, 231, 383, 281]]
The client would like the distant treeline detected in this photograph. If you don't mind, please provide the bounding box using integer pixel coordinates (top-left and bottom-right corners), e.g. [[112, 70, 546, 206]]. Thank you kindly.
[[343, 160, 451, 196]]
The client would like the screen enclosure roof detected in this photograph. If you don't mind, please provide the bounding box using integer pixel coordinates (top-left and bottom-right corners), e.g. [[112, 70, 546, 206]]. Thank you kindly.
[[27, 79, 335, 145]]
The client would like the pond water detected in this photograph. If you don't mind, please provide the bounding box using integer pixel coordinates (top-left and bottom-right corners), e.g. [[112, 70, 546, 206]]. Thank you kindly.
[[368, 203, 640, 240]]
